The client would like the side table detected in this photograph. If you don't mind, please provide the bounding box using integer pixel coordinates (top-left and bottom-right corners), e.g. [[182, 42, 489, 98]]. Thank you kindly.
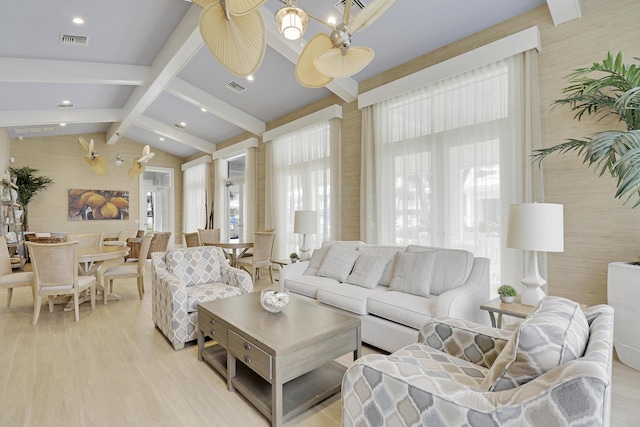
[[480, 296, 535, 328]]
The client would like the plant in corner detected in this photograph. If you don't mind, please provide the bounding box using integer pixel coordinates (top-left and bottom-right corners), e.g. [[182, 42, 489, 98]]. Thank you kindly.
[[497, 284, 517, 303], [532, 51, 640, 207], [9, 166, 53, 230]]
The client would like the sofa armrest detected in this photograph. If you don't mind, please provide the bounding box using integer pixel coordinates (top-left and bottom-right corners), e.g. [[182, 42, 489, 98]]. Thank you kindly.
[[220, 264, 253, 294], [418, 317, 512, 369], [279, 260, 310, 285], [432, 256, 490, 325]]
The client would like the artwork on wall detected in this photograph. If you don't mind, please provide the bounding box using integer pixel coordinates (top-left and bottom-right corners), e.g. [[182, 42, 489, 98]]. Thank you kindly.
[[68, 189, 129, 221]]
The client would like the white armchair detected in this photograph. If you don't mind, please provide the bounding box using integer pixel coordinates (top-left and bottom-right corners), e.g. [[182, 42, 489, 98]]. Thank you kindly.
[[151, 246, 253, 350]]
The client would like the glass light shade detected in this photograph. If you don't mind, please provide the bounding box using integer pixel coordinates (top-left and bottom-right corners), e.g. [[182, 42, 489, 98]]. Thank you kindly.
[[275, 6, 309, 41]]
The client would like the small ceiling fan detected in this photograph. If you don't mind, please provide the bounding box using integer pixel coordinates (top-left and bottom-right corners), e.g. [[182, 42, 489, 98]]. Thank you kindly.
[[128, 145, 155, 178], [193, 0, 267, 77], [296, 0, 396, 87], [78, 137, 107, 175]]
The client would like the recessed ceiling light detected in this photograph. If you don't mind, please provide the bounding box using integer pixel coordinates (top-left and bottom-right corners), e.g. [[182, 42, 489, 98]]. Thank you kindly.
[[247, 75, 254, 81], [200, 107, 207, 112], [60, 123, 66, 126], [73, 17, 84, 24], [62, 100, 70, 104], [328, 16, 337, 25], [159, 137, 165, 141]]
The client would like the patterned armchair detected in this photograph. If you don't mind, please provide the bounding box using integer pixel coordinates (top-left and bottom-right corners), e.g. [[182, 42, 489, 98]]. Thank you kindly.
[[343, 296, 614, 426], [151, 246, 252, 350]]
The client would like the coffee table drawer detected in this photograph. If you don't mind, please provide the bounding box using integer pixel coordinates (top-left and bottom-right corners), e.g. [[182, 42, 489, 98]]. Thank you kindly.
[[200, 312, 227, 346], [228, 330, 272, 381]]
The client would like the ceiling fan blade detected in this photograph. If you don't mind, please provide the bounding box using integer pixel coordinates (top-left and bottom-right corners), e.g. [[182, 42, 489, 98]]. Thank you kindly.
[[343, 0, 352, 25], [142, 144, 151, 156], [200, 4, 266, 77], [79, 137, 90, 152], [296, 33, 334, 88], [128, 160, 146, 178], [349, 0, 396, 34], [192, 0, 218, 8], [227, 0, 266, 16], [314, 46, 374, 78], [88, 138, 95, 154], [92, 156, 107, 175]]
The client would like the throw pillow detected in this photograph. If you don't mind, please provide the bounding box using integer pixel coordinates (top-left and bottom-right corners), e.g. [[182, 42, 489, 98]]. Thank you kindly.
[[317, 245, 360, 282], [345, 255, 390, 289], [481, 296, 590, 392], [389, 251, 437, 297], [303, 246, 328, 276]]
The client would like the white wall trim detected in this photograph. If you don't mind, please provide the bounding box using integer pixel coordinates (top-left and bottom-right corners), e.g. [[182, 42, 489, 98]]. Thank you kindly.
[[211, 137, 259, 160], [358, 26, 542, 109], [181, 154, 212, 171], [262, 105, 342, 142]]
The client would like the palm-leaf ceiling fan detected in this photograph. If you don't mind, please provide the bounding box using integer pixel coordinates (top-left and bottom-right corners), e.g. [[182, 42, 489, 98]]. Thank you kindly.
[[79, 137, 107, 175], [192, 0, 395, 86], [128, 145, 155, 178]]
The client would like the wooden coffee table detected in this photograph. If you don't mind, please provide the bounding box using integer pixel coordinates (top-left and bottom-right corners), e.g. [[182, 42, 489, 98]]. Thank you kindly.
[[198, 293, 361, 427]]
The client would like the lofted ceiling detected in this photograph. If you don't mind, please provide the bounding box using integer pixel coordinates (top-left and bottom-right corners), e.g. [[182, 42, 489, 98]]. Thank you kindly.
[[0, 0, 572, 159]]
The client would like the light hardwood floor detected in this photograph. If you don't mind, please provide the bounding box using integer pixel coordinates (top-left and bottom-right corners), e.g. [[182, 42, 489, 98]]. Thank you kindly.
[[0, 265, 638, 426]]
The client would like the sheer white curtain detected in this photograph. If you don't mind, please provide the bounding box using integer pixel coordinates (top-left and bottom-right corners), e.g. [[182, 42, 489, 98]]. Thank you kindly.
[[268, 118, 340, 259], [182, 161, 210, 233], [361, 52, 541, 293]]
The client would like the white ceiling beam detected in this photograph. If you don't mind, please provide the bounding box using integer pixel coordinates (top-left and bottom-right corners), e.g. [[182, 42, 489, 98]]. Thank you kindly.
[[105, 5, 204, 145], [166, 78, 266, 135], [262, 6, 358, 103], [135, 115, 215, 153], [546, 0, 581, 26], [0, 58, 149, 85], [0, 109, 122, 126]]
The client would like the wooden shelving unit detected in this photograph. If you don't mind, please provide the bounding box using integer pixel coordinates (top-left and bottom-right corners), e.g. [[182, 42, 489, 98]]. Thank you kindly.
[[1, 179, 26, 270]]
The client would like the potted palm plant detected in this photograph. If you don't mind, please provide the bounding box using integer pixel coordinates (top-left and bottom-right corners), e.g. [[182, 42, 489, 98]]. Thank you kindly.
[[532, 51, 640, 207], [9, 166, 53, 230]]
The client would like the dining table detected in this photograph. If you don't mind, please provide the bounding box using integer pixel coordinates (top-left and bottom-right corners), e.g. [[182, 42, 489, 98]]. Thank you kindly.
[[203, 241, 253, 267], [63, 245, 129, 311]]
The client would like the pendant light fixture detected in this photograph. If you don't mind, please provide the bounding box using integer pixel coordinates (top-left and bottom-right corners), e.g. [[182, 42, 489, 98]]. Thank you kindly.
[[275, 0, 309, 41]]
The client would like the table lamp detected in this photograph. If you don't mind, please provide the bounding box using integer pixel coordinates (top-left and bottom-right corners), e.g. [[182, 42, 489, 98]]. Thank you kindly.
[[294, 210, 317, 261], [506, 203, 564, 306]]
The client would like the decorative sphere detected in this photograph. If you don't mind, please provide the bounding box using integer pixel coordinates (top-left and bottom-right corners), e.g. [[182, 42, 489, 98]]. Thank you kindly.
[[260, 287, 290, 313]]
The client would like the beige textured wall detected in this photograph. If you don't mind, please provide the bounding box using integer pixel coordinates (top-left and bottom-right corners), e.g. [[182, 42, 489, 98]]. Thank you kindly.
[[9, 133, 184, 244], [0, 128, 9, 173]]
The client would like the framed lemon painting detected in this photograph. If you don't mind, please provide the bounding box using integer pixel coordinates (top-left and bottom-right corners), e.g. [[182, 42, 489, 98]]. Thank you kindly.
[[68, 189, 129, 221]]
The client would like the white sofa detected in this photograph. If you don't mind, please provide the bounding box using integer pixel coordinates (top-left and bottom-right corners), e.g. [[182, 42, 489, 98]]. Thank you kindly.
[[279, 241, 490, 353]]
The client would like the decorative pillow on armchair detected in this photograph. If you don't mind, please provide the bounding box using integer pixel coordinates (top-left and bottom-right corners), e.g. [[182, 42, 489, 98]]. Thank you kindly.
[[481, 296, 589, 392], [165, 247, 222, 286]]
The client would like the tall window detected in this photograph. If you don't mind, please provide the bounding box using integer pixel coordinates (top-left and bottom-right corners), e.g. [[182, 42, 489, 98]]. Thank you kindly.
[[182, 161, 209, 233], [270, 118, 340, 258], [364, 56, 528, 290]]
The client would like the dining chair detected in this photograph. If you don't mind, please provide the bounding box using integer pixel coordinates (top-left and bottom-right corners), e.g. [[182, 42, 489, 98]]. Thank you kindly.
[[236, 231, 276, 284], [103, 229, 138, 247], [102, 233, 154, 303], [183, 232, 201, 247], [198, 228, 220, 245], [67, 232, 104, 247], [26, 241, 96, 324], [0, 236, 34, 307]]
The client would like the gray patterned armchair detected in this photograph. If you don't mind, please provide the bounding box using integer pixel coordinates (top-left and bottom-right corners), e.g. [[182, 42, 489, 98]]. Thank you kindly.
[[151, 246, 252, 350], [342, 296, 613, 426]]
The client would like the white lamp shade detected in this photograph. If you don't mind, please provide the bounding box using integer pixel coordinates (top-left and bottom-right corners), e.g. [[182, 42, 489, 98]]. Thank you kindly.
[[506, 203, 564, 252], [294, 210, 317, 234]]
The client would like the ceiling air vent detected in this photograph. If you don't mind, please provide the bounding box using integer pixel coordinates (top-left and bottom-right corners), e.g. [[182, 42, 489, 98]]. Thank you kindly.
[[333, 0, 366, 18], [225, 80, 246, 94], [59, 33, 89, 46], [57, 103, 75, 109]]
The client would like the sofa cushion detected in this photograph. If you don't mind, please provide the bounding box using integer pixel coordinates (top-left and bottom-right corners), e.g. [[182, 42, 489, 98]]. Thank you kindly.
[[317, 245, 360, 282], [481, 296, 590, 392], [357, 245, 404, 286], [303, 246, 328, 276], [165, 247, 222, 287], [317, 282, 387, 315], [367, 291, 435, 329], [185, 283, 242, 313], [284, 274, 339, 298], [389, 251, 437, 297], [345, 255, 390, 289], [406, 245, 474, 296]]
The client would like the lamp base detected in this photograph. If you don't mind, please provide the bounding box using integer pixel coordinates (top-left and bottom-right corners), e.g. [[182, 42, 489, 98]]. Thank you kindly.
[[299, 234, 311, 261], [519, 250, 546, 307], [521, 285, 545, 306]]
